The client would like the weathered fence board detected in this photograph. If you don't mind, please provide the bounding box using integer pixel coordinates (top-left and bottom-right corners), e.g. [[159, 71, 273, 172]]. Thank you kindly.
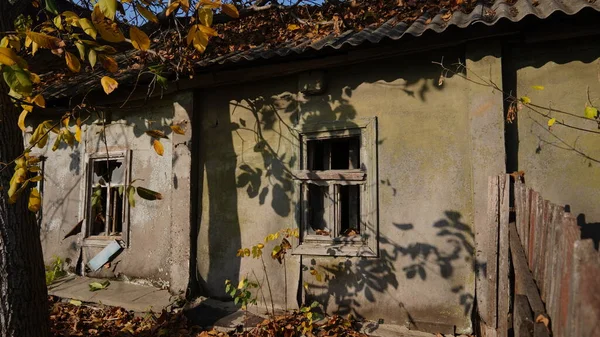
[[566, 239, 600, 337], [477, 176, 501, 331], [506, 176, 600, 337], [509, 223, 545, 316], [497, 175, 510, 337], [514, 294, 533, 337]]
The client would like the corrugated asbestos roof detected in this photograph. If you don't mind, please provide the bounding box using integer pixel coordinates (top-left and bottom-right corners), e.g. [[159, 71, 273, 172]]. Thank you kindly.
[[44, 0, 600, 100]]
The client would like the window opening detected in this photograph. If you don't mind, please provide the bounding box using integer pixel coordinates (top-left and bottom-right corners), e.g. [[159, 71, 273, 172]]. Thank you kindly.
[[88, 157, 126, 238]]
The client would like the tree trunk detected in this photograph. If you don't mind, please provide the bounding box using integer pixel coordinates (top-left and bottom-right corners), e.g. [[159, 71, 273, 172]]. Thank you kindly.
[[0, 1, 50, 336]]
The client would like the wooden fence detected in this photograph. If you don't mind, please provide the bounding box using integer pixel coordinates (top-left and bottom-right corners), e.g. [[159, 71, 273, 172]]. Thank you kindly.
[[479, 175, 600, 337]]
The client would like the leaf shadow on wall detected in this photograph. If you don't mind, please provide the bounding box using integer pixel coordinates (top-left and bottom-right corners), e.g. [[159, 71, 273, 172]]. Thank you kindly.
[[303, 210, 478, 326]]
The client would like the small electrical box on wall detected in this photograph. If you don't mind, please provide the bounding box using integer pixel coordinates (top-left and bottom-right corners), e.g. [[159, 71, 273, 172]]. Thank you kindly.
[[299, 70, 326, 95]]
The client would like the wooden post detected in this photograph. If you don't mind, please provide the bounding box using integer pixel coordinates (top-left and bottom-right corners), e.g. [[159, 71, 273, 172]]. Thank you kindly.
[[477, 176, 500, 332]]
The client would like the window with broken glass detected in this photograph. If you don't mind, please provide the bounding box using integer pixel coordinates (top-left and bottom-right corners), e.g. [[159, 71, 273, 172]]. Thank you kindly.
[[293, 118, 378, 257], [85, 152, 129, 244]]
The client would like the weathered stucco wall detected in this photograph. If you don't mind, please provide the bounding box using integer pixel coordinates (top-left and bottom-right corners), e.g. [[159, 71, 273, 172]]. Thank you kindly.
[[30, 91, 193, 293], [513, 38, 600, 227], [196, 46, 504, 334]]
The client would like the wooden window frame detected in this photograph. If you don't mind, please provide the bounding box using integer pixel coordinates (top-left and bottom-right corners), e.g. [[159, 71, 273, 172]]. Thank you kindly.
[[83, 150, 131, 247], [292, 118, 378, 257]]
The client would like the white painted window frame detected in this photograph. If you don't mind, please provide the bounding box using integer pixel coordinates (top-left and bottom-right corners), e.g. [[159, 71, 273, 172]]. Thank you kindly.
[[82, 150, 131, 248], [292, 117, 378, 257]]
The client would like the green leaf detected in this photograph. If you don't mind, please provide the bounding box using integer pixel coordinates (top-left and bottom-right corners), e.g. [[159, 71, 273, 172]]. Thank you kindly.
[[45, 0, 59, 15], [3, 65, 33, 96], [127, 186, 136, 208], [136, 186, 163, 201], [156, 75, 168, 89], [584, 106, 598, 119], [89, 49, 97, 69], [69, 299, 82, 306], [75, 42, 86, 60], [89, 280, 110, 291]]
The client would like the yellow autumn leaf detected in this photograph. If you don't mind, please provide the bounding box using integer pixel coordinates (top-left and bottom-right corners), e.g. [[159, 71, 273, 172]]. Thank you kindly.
[[0, 47, 27, 68], [170, 125, 185, 135], [179, 0, 190, 12], [75, 118, 82, 142], [62, 11, 81, 26], [79, 18, 97, 39], [547, 118, 556, 127], [287, 24, 300, 31], [136, 4, 158, 23], [129, 26, 150, 51], [65, 51, 81, 72], [89, 49, 97, 69], [29, 72, 40, 84], [198, 24, 217, 37], [26, 31, 64, 49], [192, 29, 208, 53], [100, 55, 118, 72], [98, 0, 118, 21], [18, 110, 28, 131], [198, 7, 213, 26], [28, 188, 42, 212], [520, 96, 531, 104], [153, 139, 164, 156], [584, 105, 598, 119], [200, 0, 221, 9], [95, 21, 125, 43], [186, 25, 197, 46], [32, 94, 45, 108], [165, 1, 180, 16], [532, 85, 544, 90], [53, 15, 63, 30], [92, 7, 125, 43], [100, 76, 118, 94], [221, 4, 239, 18]]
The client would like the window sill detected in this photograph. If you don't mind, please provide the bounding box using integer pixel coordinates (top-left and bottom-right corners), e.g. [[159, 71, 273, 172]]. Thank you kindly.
[[83, 237, 123, 248], [292, 242, 377, 257]]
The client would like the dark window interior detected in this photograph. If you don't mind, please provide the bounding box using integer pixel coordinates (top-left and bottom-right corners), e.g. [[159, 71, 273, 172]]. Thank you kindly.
[[308, 184, 328, 234], [307, 136, 359, 170], [339, 185, 360, 235], [90, 187, 107, 236], [109, 187, 123, 235], [305, 135, 361, 237], [93, 159, 124, 184]]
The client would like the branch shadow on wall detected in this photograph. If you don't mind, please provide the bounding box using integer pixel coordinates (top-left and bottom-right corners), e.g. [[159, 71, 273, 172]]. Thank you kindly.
[[190, 49, 464, 328], [303, 210, 476, 327]]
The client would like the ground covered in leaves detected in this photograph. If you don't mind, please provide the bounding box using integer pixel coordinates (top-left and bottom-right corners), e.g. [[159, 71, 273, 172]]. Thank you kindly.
[[49, 296, 368, 337]]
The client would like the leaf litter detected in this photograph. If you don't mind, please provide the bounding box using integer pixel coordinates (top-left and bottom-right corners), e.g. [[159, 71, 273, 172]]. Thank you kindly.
[[49, 295, 369, 337]]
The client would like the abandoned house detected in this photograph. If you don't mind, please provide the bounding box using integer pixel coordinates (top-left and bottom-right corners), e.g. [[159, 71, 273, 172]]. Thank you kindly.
[[28, 0, 600, 335]]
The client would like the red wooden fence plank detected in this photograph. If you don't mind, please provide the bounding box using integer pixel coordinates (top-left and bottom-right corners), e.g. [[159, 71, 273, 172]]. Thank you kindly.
[[557, 214, 579, 337], [528, 191, 540, 269], [523, 187, 532, 259], [546, 205, 563, 331], [567, 239, 600, 337]]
